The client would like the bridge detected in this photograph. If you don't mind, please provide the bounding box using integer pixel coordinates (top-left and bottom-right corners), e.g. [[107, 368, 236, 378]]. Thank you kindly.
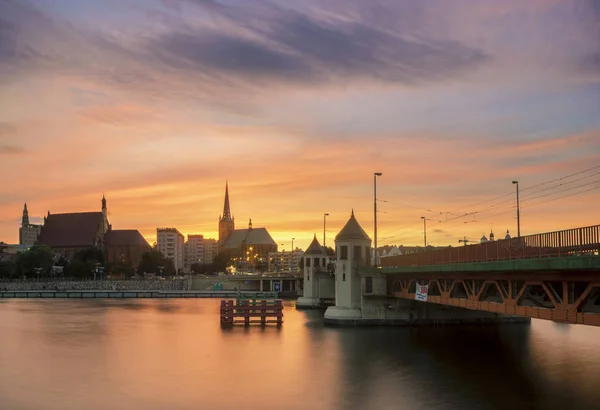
[[375, 224, 600, 326]]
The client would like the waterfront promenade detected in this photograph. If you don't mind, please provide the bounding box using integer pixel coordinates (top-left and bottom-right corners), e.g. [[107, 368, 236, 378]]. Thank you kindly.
[[0, 290, 242, 299]]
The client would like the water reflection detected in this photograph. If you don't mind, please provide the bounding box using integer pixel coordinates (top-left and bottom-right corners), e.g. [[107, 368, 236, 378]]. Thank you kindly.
[[0, 299, 599, 410]]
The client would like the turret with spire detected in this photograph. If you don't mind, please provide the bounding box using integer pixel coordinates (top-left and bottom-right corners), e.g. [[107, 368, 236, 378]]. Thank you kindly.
[[101, 194, 109, 234], [21, 203, 29, 226]]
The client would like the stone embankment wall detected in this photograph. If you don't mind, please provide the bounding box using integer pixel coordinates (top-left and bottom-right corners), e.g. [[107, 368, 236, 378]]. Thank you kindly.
[[0, 279, 189, 291]]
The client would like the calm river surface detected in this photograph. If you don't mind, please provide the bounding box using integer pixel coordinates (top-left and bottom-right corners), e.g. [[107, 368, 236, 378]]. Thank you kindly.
[[1, 298, 600, 410]]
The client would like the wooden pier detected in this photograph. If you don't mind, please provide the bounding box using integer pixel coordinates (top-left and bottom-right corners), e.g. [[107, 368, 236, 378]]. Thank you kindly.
[[220, 299, 284, 327]]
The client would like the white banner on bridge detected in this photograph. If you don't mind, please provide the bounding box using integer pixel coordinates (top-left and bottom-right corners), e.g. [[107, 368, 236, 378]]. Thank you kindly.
[[415, 283, 429, 302]]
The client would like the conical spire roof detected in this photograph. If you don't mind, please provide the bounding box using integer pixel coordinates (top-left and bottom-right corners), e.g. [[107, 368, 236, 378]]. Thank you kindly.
[[222, 180, 233, 221], [335, 210, 371, 242], [305, 234, 326, 255]]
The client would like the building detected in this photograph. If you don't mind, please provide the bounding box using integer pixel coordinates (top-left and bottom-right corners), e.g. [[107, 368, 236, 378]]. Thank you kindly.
[[105, 229, 151, 269], [296, 234, 335, 308], [267, 249, 304, 273], [204, 238, 218, 264], [184, 234, 205, 273], [19, 203, 42, 246], [36, 195, 110, 258], [217, 182, 277, 261], [157, 228, 185, 273]]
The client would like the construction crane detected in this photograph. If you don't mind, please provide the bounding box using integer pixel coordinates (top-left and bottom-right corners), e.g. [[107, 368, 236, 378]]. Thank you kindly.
[[458, 237, 472, 246]]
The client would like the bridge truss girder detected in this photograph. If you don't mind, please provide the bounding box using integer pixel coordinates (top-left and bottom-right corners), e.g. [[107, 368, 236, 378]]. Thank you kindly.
[[388, 274, 600, 326]]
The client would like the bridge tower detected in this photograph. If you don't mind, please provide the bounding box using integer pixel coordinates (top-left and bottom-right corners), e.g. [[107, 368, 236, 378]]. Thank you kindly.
[[296, 234, 328, 308], [324, 210, 372, 324]]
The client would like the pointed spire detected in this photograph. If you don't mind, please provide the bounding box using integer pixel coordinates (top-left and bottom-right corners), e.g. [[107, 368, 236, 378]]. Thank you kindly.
[[351, 208, 355, 217], [248, 218, 252, 230], [222, 180, 232, 221], [21, 203, 29, 226], [102, 194, 107, 210]]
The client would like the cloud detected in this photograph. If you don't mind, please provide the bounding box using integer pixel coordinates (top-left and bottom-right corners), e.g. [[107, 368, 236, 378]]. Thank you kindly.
[[148, 2, 489, 86], [0, 122, 16, 138], [1, 0, 489, 97], [0, 145, 25, 155]]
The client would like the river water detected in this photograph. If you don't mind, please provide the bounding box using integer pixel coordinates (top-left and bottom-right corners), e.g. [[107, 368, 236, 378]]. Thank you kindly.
[[1, 299, 599, 410]]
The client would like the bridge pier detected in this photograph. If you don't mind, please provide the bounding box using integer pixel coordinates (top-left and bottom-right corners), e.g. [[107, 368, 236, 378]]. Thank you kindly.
[[325, 297, 529, 326]]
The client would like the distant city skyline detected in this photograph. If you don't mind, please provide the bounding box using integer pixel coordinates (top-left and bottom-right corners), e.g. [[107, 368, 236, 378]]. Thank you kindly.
[[0, 0, 598, 250]]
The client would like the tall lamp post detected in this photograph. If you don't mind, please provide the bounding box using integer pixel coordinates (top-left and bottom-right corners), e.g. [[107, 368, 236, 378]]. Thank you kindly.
[[512, 180, 521, 237], [421, 216, 427, 248], [323, 213, 329, 247], [374, 172, 382, 267], [291, 238, 295, 273]]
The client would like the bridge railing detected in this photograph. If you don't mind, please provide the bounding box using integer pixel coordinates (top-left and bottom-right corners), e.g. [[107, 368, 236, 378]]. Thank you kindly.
[[381, 224, 600, 267]]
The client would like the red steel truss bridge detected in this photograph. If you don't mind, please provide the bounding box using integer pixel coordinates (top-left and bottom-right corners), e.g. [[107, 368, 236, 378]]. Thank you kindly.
[[376, 224, 600, 326]]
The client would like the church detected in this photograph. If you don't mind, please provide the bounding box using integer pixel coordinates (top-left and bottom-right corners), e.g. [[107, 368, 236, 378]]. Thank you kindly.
[[218, 182, 277, 260], [35, 195, 151, 268]]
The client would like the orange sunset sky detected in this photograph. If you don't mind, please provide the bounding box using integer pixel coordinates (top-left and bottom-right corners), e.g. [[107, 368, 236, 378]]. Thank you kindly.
[[1, 0, 599, 250]]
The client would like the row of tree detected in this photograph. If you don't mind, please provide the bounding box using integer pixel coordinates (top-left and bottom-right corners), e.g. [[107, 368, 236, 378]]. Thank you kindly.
[[0, 244, 325, 280], [0, 246, 193, 280]]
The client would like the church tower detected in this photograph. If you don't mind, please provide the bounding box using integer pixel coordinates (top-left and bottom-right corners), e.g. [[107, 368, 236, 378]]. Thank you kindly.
[[101, 194, 109, 234], [21, 203, 30, 226], [218, 181, 235, 249]]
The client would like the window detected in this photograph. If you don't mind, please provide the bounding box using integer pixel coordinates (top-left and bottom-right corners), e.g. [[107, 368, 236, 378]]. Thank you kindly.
[[353, 246, 362, 260], [314, 258, 320, 267], [365, 246, 371, 266], [342, 273, 346, 281], [307, 274, 310, 281], [322, 258, 326, 266], [365, 276, 373, 293], [340, 246, 348, 260], [306, 258, 311, 267]]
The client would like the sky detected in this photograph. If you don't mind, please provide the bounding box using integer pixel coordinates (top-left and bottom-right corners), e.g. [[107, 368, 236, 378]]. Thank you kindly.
[[0, 0, 599, 250]]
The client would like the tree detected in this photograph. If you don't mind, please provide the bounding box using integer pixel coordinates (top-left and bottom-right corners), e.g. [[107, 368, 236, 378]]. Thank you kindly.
[[298, 257, 304, 270], [137, 250, 175, 276], [68, 247, 105, 279], [325, 246, 335, 257], [212, 252, 232, 274], [0, 260, 16, 279], [108, 260, 135, 279], [15, 245, 55, 278]]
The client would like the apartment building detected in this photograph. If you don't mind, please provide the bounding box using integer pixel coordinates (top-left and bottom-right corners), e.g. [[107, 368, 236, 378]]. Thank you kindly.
[[156, 228, 185, 273]]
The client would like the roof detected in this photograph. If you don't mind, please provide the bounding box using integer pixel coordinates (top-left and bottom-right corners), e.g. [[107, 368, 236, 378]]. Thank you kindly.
[[105, 230, 150, 247], [335, 210, 371, 242], [37, 212, 104, 248], [222, 227, 277, 249], [304, 235, 326, 255]]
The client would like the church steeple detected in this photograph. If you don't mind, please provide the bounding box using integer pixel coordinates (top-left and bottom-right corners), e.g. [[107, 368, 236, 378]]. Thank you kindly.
[[102, 194, 107, 211], [218, 180, 235, 249], [221, 180, 233, 222], [21, 203, 29, 226]]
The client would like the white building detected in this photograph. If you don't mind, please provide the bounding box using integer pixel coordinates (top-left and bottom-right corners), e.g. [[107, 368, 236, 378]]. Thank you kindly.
[[157, 228, 185, 273], [204, 238, 218, 264], [296, 235, 335, 308], [184, 234, 205, 273], [267, 249, 304, 273], [324, 210, 374, 323], [19, 203, 42, 246]]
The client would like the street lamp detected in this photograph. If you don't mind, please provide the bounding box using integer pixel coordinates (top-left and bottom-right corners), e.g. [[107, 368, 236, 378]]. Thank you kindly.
[[323, 213, 329, 247], [512, 180, 521, 237], [291, 238, 295, 273], [374, 172, 382, 267], [421, 216, 427, 248]]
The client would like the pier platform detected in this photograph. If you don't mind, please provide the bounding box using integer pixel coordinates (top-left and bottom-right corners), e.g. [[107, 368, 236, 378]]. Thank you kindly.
[[220, 299, 284, 327]]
